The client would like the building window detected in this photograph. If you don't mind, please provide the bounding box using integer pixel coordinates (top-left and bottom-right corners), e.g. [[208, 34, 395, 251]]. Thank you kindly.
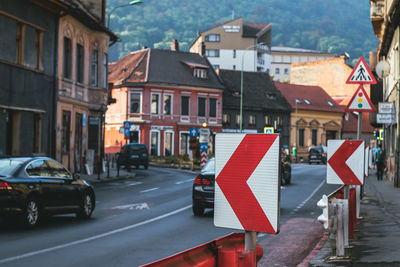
[[209, 98, 217, 118], [165, 132, 173, 156], [180, 132, 189, 155], [151, 93, 160, 115], [205, 49, 219, 57], [63, 37, 72, 79], [312, 129, 317, 146], [233, 65, 236, 70], [194, 68, 207, 78], [284, 68, 289, 75], [62, 111, 71, 154], [76, 43, 84, 83], [233, 49, 236, 58], [265, 115, 270, 126], [16, 22, 23, 64], [275, 68, 280, 74], [130, 92, 141, 114], [223, 113, 230, 127], [90, 50, 98, 86], [150, 131, 159, 156], [103, 53, 108, 88], [205, 34, 220, 42], [164, 94, 172, 115], [181, 95, 190, 116], [198, 97, 206, 117], [299, 129, 304, 147], [249, 115, 256, 128], [236, 114, 240, 128]]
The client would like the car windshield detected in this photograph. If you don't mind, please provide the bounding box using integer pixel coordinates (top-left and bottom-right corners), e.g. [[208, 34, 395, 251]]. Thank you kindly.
[[201, 159, 215, 174], [128, 145, 147, 153], [310, 148, 322, 154], [0, 158, 26, 176]]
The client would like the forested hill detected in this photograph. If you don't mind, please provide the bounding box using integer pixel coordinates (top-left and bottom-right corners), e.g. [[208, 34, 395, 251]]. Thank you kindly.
[[107, 0, 378, 66]]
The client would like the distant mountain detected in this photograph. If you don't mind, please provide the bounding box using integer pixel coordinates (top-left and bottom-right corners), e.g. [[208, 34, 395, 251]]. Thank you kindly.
[[107, 0, 378, 66]]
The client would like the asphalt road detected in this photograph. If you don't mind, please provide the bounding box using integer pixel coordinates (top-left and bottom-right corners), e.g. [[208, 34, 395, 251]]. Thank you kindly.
[[0, 164, 339, 266]]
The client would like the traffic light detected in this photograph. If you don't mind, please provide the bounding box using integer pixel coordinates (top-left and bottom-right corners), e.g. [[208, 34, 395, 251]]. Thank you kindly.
[[317, 194, 329, 229], [202, 122, 207, 128]]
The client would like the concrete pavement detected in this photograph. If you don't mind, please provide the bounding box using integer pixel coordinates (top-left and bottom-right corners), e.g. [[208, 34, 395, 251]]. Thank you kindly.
[[309, 170, 400, 266]]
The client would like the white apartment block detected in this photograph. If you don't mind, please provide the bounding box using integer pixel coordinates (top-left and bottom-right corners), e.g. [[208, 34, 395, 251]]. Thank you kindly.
[[190, 17, 271, 72]]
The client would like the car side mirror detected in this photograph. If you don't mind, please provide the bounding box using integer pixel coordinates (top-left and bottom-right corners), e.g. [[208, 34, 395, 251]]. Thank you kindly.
[[73, 173, 80, 180]]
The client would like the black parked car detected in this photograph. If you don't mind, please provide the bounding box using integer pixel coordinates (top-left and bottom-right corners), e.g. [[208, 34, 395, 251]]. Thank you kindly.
[[0, 157, 95, 227], [117, 143, 149, 170], [308, 145, 327, 164]]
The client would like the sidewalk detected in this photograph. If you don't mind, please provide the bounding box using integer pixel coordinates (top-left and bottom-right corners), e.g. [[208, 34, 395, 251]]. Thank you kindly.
[[310, 170, 400, 266], [79, 164, 136, 184]]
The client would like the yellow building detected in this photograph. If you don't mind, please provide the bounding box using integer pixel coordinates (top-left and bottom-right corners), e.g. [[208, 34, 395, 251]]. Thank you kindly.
[[56, 2, 117, 172], [275, 82, 345, 162]]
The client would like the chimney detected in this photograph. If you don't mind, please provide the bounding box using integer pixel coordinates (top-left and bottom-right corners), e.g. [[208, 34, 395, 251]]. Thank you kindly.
[[200, 41, 206, 56], [369, 51, 377, 71], [171, 39, 179, 51]]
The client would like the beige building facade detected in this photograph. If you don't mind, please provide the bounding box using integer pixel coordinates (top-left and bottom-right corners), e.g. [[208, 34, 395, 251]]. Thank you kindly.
[[56, 12, 115, 173], [271, 46, 335, 82], [290, 55, 370, 102]]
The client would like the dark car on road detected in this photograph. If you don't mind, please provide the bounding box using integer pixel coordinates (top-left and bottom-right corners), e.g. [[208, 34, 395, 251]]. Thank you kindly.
[[117, 143, 149, 170], [192, 157, 291, 216], [308, 145, 327, 164], [0, 157, 95, 227], [192, 158, 215, 216]]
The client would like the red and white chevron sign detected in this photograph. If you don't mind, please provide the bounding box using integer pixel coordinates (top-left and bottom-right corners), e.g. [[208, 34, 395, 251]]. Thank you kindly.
[[327, 140, 365, 185], [214, 133, 280, 233]]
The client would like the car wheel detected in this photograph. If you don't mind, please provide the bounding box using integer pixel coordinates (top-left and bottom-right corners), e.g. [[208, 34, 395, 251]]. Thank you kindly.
[[144, 164, 148, 169], [192, 202, 204, 216], [77, 193, 94, 219], [23, 198, 40, 228], [136, 165, 139, 169]]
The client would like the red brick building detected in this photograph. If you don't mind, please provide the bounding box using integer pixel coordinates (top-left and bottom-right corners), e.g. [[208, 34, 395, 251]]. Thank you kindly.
[[105, 43, 224, 157]]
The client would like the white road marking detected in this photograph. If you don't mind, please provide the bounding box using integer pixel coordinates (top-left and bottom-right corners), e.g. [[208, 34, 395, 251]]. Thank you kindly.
[[111, 203, 149, 210], [140, 187, 159, 193], [127, 181, 143, 186], [291, 180, 325, 213], [175, 179, 193, 185], [0, 205, 192, 264]]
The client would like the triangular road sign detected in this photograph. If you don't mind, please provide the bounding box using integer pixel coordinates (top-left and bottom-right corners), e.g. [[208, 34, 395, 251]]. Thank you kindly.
[[346, 56, 376, 84], [345, 85, 376, 112]]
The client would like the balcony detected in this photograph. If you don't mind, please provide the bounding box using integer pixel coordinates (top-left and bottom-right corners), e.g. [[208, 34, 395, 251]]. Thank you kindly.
[[370, 0, 385, 37]]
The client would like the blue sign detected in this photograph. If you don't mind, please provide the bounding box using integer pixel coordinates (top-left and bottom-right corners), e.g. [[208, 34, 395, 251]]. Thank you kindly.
[[200, 143, 208, 151], [190, 128, 199, 137], [82, 113, 87, 127], [123, 121, 131, 137]]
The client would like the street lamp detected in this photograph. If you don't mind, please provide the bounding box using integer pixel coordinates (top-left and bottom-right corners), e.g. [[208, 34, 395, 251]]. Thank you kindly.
[[107, 0, 143, 28], [240, 42, 266, 133]]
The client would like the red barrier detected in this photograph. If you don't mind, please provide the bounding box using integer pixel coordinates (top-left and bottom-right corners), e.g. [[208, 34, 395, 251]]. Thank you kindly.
[[349, 188, 357, 239], [141, 233, 263, 267]]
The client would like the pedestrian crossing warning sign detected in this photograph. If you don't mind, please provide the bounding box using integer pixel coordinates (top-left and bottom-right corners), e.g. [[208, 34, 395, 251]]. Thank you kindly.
[[346, 56, 376, 84], [345, 85, 376, 112]]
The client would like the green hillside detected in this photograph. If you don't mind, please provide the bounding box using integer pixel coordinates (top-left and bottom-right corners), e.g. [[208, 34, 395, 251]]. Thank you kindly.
[[107, 0, 378, 66]]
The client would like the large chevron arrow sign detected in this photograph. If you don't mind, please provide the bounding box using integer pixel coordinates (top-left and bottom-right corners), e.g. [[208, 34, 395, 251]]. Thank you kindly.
[[327, 140, 365, 185], [214, 133, 280, 233]]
